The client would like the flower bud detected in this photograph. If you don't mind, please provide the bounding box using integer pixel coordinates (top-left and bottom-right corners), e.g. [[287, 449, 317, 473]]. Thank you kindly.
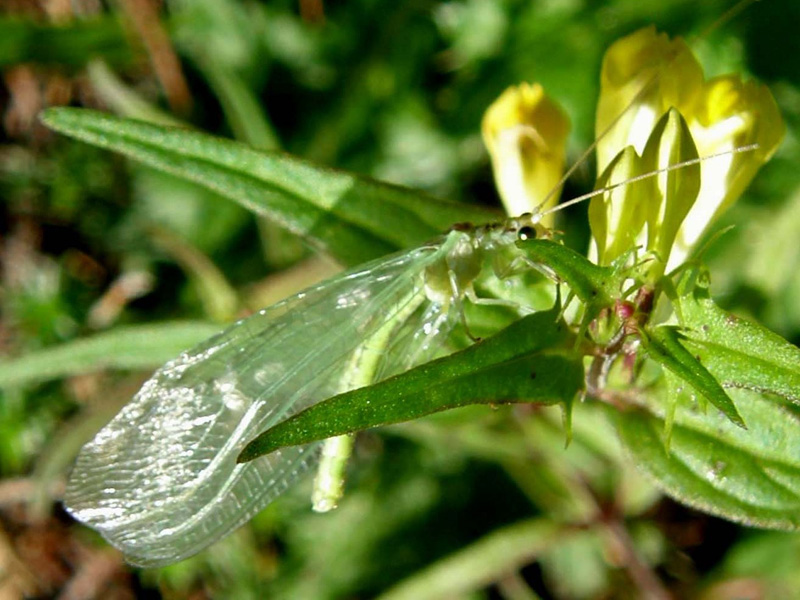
[[641, 108, 701, 275], [590, 108, 700, 279], [588, 145, 646, 265]]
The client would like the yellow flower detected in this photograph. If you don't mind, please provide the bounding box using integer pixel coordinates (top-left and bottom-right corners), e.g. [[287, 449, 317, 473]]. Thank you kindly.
[[590, 108, 701, 277], [481, 82, 570, 222], [590, 26, 784, 274]]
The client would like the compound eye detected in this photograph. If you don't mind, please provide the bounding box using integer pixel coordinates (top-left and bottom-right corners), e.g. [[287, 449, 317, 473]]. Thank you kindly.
[[518, 225, 537, 241]]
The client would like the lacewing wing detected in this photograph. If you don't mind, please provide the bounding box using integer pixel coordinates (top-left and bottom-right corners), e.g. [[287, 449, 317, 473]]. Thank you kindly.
[[64, 218, 545, 566]]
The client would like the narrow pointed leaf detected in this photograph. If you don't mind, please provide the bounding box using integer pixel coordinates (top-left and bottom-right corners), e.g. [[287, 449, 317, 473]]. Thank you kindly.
[[0, 322, 221, 388], [675, 270, 800, 402], [40, 108, 498, 266], [239, 311, 582, 461], [643, 325, 744, 427], [516, 238, 629, 312]]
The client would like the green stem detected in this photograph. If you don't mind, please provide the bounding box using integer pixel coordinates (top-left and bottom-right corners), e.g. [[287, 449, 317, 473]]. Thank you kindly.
[[311, 290, 428, 511]]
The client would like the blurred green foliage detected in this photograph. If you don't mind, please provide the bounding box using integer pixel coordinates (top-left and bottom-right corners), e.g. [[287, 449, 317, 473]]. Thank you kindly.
[[1, 0, 799, 598]]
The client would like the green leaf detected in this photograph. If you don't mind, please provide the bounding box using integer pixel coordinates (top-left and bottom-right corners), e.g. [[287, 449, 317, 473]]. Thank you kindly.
[[642, 325, 744, 428], [516, 239, 628, 306], [675, 269, 800, 403], [39, 108, 498, 267], [239, 310, 582, 461], [613, 388, 800, 530], [149, 228, 240, 322], [0, 322, 221, 388], [515, 239, 631, 330], [86, 61, 185, 127], [377, 518, 567, 600], [715, 531, 800, 591], [198, 55, 280, 151]]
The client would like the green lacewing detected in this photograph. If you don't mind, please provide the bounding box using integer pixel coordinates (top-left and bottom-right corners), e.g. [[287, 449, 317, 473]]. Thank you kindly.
[[64, 214, 553, 567], [62, 15, 755, 567]]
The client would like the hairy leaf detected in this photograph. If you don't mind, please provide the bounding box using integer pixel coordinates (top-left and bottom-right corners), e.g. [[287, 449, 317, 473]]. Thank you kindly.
[[40, 108, 498, 266], [675, 269, 800, 402], [614, 388, 800, 530], [642, 325, 744, 427]]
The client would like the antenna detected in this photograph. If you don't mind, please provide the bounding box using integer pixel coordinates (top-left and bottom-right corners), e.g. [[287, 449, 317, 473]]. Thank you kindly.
[[537, 144, 760, 219]]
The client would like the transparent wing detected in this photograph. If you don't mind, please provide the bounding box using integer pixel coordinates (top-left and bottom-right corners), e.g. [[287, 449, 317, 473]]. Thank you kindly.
[[64, 240, 459, 567]]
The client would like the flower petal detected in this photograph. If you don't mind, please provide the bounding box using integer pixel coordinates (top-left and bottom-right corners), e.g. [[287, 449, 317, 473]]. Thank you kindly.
[[482, 82, 570, 219], [669, 76, 785, 269]]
